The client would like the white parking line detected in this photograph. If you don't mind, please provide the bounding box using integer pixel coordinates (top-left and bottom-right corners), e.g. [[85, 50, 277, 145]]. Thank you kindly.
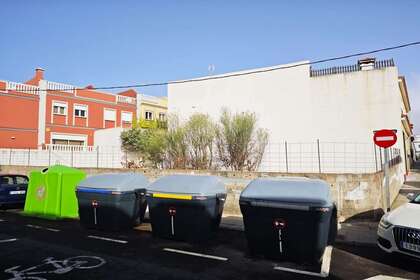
[[163, 248, 228, 261], [87, 235, 128, 244], [26, 224, 42, 229], [45, 227, 60, 232], [0, 238, 17, 243], [273, 246, 332, 278], [320, 246, 332, 277], [0, 219, 5, 222], [26, 224, 60, 232], [364, 275, 411, 280]]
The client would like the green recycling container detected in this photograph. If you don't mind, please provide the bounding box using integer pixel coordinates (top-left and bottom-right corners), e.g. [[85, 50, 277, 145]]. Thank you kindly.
[[24, 165, 86, 219]]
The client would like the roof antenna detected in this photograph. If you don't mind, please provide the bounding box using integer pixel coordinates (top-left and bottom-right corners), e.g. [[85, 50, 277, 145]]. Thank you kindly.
[[208, 64, 215, 75]]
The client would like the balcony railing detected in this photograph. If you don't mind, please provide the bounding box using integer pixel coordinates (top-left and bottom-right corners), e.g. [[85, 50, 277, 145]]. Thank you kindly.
[[310, 59, 395, 77], [44, 144, 95, 152], [117, 95, 136, 105], [138, 119, 167, 129], [6, 81, 40, 95], [46, 81, 76, 94]]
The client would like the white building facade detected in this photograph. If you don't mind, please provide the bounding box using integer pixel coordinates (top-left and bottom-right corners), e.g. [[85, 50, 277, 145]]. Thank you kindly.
[[168, 58, 413, 174]]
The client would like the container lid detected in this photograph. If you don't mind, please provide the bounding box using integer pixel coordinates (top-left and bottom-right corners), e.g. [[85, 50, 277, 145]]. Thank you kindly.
[[240, 177, 332, 207], [38, 165, 85, 175], [77, 173, 149, 192], [147, 175, 226, 196]]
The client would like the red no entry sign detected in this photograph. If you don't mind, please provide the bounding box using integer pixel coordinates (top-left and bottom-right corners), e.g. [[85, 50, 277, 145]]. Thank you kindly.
[[373, 129, 397, 148]]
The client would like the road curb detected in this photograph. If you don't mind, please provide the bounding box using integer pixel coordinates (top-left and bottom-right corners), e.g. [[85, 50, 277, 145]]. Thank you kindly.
[[334, 238, 377, 248]]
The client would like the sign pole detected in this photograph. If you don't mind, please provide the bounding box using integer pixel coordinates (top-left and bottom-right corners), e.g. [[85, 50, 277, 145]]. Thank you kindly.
[[373, 129, 397, 214], [383, 147, 390, 212]]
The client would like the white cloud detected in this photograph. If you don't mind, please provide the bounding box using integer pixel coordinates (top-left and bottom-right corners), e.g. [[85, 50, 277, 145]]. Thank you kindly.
[[408, 73, 420, 135]]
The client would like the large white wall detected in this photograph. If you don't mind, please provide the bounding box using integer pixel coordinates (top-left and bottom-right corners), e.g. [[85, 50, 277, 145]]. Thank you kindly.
[[94, 127, 124, 147], [168, 61, 406, 173], [308, 67, 401, 143], [169, 62, 402, 143], [169, 62, 312, 142]]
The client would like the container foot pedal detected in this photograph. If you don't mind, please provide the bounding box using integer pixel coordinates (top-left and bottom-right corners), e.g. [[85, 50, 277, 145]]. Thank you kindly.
[[273, 246, 332, 278]]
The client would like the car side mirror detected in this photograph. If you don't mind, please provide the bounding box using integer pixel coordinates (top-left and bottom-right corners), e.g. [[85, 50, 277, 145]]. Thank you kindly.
[[406, 193, 415, 201]]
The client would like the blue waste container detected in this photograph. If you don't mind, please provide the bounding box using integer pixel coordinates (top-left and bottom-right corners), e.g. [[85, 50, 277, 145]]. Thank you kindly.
[[76, 173, 149, 230], [146, 175, 226, 242], [240, 177, 337, 263]]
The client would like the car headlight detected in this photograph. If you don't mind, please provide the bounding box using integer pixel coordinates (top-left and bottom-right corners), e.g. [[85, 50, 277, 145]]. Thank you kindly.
[[379, 213, 392, 229]]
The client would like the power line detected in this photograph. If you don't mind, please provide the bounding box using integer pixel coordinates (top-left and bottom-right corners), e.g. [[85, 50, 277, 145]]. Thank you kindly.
[[103, 40, 420, 90], [8, 41, 420, 92]]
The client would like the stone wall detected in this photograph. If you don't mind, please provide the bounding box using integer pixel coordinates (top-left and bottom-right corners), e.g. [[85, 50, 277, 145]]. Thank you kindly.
[[0, 164, 405, 221]]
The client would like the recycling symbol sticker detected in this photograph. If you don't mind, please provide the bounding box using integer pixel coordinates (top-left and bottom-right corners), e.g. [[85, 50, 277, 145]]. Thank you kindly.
[[36, 186, 46, 201]]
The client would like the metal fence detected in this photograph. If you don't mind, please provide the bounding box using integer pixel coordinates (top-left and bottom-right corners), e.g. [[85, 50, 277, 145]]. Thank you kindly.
[[310, 59, 394, 77], [258, 141, 401, 174], [0, 141, 401, 174], [0, 146, 125, 169]]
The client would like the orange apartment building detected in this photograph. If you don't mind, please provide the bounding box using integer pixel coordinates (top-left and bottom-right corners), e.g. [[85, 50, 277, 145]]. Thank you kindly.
[[0, 68, 138, 149]]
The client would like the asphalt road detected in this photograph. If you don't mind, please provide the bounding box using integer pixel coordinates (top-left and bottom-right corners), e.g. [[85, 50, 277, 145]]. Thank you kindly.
[[0, 210, 419, 280]]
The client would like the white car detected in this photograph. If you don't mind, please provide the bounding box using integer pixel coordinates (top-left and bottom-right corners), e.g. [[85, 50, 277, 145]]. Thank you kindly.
[[377, 192, 420, 259]]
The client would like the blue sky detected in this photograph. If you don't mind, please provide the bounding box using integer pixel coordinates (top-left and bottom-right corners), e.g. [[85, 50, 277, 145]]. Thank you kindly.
[[1, 0, 419, 132]]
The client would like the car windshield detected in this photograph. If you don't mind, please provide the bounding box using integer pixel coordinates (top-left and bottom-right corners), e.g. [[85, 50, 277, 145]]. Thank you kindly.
[[411, 194, 420, 204]]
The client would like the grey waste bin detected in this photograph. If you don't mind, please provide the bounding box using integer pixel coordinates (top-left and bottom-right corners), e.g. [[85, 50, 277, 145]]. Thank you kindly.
[[240, 177, 337, 263], [146, 175, 226, 242], [76, 173, 149, 230]]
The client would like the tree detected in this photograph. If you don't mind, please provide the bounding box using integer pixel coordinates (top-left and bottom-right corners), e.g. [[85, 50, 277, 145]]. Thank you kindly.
[[120, 128, 166, 168], [120, 127, 146, 153], [185, 113, 216, 169], [216, 109, 268, 171], [165, 126, 189, 169], [143, 129, 167, 167]]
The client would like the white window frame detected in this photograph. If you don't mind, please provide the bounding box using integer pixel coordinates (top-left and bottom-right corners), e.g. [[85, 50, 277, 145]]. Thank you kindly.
[[52, 101, 67, 115], [121, 111, 133, 124], [73, 104, 89, 127], [145, 111, 154, 120], [103, 108, 117, 128], [51, 100, 68, 125]]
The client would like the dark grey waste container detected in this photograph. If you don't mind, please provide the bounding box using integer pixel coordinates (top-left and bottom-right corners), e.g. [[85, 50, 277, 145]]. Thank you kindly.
[[240, 177, 337, 263], [76, 173, 149, 230], [146, 175, 226, 242]]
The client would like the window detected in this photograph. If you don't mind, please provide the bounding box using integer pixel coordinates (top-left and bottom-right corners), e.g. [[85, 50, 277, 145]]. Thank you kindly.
[[52, 139, 68, 145], [412, 193, 420, 204], [145, 111, 153, 120], [74, 105, 87, 118], [53, 102, 67, 115], [51, 133, 87, 146], [15, 176, 28, 184], [104, 108, 116, 121], [158, 113, 166, 121], [69, 140, 84, 146], [52, 139, 84, 146], [121, 112, 133, 123], [1, 176, 13, 185]]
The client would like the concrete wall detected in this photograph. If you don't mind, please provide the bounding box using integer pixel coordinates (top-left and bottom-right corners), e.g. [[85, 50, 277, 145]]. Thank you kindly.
[[94, 127, 124, 147], [1, 163, 405, 221]]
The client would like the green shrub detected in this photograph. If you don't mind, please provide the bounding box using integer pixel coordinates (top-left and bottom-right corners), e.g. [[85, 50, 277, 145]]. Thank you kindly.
[[121, 128, 166, 167], [216, 109, 268, 171], [185, 113, 216, 169]]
